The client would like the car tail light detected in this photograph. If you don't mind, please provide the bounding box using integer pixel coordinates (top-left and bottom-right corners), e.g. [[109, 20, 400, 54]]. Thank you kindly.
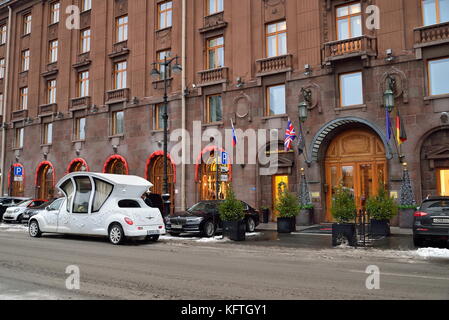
[[414, 211, 428, 217], [124, 217, 134, 225], [159, 225, 163, 229]]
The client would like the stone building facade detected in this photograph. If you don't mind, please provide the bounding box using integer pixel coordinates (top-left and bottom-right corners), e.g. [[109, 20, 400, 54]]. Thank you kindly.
[[0, 0, 448, 223]]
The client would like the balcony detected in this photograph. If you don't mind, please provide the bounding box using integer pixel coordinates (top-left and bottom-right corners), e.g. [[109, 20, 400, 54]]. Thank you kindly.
[[105, 88, 129, 104], [38, 103, 57, 116], [108, 41, 129, 59], [11, 109, 28, 121], [73, 52, 91, 69], [70, 96, 91, 110], [414, 22, 449, 48], [199, 12, 227, 33], [322, 35, 377, 64], [198, 67, 229, 86], [256, 54, 293, 77]]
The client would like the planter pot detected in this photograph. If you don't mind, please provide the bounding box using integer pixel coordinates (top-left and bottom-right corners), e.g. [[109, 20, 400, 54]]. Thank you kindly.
[[399, 208, 415, 229], [223, 220, 246, 241], [332, 223, 357, 247], [297, 208, 313, 226], [277, 217, 296, 233], [261, 208, 270, 224], [370, 219, 391, 237]]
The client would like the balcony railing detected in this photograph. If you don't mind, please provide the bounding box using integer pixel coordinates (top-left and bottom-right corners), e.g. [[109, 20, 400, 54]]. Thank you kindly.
[[256, 54, 292, 76], [198, 67, 228, 85], [38, 103, 57, 115], [414, 22, 449, 47], [11, 109, 28, 121], [70, 96, 91, 110], [105, 88, 129, 103], [322, 35, 377, 63]]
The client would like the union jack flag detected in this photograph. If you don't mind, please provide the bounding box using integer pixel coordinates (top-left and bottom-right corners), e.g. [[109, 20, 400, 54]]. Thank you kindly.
[[284, 119, 297, 152]]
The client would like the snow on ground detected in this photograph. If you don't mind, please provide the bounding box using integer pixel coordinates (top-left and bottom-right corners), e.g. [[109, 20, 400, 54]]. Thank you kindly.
[[415, 248, 449, 260], [0, 223, 28, 232], [160, 235, 230, 243]]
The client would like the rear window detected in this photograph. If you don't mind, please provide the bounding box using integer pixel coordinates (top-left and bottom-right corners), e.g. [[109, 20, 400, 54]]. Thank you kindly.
[[118, 200, 141, 208], [421, 200, 449, 210]]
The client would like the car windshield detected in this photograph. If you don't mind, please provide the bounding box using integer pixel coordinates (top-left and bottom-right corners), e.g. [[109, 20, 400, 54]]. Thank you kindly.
[[187, 202, 219, 213], [422, 200, 449, 210], [16, 200, 32, 207]]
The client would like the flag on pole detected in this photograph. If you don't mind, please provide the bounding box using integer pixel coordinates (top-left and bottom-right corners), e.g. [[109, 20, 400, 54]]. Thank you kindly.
[[386, 109, 392, 141], [297, 123, 306, 155], [284, 118, 297, 152], [231, 118, 238, 147], [396, 109, 407, 145]]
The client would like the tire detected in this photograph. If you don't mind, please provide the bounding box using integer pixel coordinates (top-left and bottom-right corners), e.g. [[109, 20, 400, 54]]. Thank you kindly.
[[413, 236, 425, 247], [202, 221, 216, 238], [109, 223, 125, 245], [246, 217, 256, 233], [16, 214, 22, 223], [29, 220, 42, 238], [146, 235, 160, 242]]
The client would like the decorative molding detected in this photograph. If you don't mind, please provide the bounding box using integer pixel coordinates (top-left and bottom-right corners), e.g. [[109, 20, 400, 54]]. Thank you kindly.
[[380, 67, 409, 104]]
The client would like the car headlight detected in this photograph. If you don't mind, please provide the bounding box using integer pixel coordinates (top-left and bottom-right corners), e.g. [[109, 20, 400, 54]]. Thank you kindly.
[[14, 209, 20, 213], [187, 217, 204, 223]]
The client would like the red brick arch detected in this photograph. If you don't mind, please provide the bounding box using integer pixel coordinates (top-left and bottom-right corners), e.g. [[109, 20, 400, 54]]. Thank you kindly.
[[66, 158, 90, 174], [103, 155, 129, 175], [145, 150, 177, 183]]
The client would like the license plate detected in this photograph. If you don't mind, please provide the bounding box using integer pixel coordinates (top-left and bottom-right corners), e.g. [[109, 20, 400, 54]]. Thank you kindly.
[[172, 224, 183, 229], [433, 218, 449, 224], [147, 230, 160, 235]]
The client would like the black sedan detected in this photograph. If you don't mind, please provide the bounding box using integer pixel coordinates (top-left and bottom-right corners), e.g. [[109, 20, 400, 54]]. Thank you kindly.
[[413, 197, 449, 247], [165, 200, 260, 237]]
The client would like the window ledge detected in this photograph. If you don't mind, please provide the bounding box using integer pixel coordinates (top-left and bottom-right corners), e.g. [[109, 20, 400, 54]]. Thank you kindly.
[[156, 26, 172, 33], [108, 134, 124, 139], [424, 93, 449, 101], [202, 121, 224, 128], [40, 144, 52, 147], [72, 139, 85, 144], [12, 147, 23, 151], [261, 114, 288, 121], [334, 104, 367, 113]]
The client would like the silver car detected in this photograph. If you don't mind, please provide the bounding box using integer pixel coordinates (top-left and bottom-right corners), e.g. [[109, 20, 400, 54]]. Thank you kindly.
[[3, 199, 48, 223]]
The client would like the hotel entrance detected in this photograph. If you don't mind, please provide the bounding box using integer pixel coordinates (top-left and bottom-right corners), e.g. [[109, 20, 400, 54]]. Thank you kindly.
[[325, 129, 388, 222]]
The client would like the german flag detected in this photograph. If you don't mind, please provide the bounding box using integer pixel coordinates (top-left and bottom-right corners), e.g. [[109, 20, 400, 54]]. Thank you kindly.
[[396, 109, 407, 145]]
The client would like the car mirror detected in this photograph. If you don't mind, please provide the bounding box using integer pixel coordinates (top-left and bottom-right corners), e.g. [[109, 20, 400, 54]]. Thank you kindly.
[[46, 207, 51, 211]]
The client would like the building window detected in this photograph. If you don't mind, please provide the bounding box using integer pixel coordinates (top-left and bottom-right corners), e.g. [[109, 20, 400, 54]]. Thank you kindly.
[[49, 40, 58, 63], [158, 1, 173, 29], [0, 25, 7, 45], [21, 49, 30, 72], [112, 111, 124, 135], [80, 28, 91, 53], [23, 14, 32, 35], [422, 0, 449, 25], [266, 21, 287, 58], [47, 80, 57, 104], [206, 95, 222, 123], [266, 84, 286, 116], [15, 128, 24, 149], [82, 0, 92, 12], [339, 72, 364, 107], [19, 87, 28, 110], [336, 2, 362, 40], [428, 57, 449, 96], [114, 61, 127, 89], [116, 15, 128, 43], [207, 36, 224, 69], [207, 0, 223, 15], [157, 50, 171, 80], [75, 117, 86, 141], [50, 2, 60, 24], [0, 58, 5, 79], [78, 71, 89, 97], [154, 104, 165, 130], [43, 123, 53, 145]]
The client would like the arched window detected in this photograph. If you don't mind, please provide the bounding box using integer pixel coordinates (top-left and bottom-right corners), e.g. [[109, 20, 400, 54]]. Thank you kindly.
[[103, 155, 129, 175]]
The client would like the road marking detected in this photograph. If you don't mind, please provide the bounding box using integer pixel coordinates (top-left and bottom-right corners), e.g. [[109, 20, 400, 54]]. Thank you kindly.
[[349, 269, 449, 281]]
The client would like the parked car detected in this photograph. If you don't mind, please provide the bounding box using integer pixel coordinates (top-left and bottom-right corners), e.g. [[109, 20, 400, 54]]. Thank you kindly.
[[28, 172, 166, 245], [2, 199, 48, 223], [413, 197, 449, 247], [165, 200, 260, 237], [21, 198, 64, 224], [0, 197, 30, 221]]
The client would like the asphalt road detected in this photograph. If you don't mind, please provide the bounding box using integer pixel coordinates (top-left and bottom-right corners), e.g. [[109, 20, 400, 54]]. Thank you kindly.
[[0, 228, 448, 300]]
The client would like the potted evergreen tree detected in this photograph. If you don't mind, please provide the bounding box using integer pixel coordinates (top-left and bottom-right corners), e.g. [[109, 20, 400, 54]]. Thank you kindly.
[[399, 164, 417, 228], [276, 191, 301, 233], [331, 184, 357, 246], [297, 169, 314, 226], [218, 188, 246, 241], [366, 185, 398, 237]]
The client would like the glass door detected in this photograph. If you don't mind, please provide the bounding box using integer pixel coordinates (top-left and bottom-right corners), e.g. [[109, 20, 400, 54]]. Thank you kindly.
[[437, 169, 449, 196], [272, 175, 289, 221]]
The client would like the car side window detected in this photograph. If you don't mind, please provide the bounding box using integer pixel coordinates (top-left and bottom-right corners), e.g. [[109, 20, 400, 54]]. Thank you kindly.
[[73, 176, 92, 214], [60, 180, 75, 212], [92, 178, 113, 212], [48, 199, 63, 211], [118, 200, 141, 208]]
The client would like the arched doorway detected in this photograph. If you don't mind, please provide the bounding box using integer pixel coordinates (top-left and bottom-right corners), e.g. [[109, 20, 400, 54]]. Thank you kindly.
[[196, 147, 232, 201], [67, 158, 89, 173], [36, 161, 55, 200], [324, 129, 388, 222], [9, 164, 25, 197], [103, 155, 129, 175], [146, 151, 176, 213]]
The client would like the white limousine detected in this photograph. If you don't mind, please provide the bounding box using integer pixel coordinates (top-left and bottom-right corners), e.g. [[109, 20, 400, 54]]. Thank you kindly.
[[28, 172, 166, 245]]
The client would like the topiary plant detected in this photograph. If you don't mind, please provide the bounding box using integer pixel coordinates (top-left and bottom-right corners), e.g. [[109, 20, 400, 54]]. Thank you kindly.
[[331, 184, 356, 223], [218, 187, 245, 222], [275, 191, 301, 218], [366, 184, 398, 221]]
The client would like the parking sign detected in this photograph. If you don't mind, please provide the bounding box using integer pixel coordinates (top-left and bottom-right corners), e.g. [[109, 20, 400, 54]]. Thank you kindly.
[[14, 166, 23, 177], [221, 152, 228, 165]]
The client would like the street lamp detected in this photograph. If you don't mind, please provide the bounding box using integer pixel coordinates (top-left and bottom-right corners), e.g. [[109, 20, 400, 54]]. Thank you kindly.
[[384, 75, 395, 113], [150, 54, 182, 219], [298, 88, 311, 123]]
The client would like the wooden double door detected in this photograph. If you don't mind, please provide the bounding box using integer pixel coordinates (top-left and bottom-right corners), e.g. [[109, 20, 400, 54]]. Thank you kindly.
[[325, 129, 388, 222]]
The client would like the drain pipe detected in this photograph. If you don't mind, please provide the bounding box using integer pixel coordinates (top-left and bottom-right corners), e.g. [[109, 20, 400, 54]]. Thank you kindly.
[[0, 5, 12, 196], [181, 0, 187, 210]]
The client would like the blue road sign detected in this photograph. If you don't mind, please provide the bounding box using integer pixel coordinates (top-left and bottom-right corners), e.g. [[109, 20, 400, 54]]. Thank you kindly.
[[14, 166, 23, 176], [221, 152, 228, 165]]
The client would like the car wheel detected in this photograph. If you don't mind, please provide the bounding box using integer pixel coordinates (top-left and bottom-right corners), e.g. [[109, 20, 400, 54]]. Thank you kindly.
[[202, 221, 216, 238], [109, 223, 125, 245], [246, 217, 256, 233], [16, 214, 22, 223], [413, 236, 425, 247], [29, 220, 42, 238]]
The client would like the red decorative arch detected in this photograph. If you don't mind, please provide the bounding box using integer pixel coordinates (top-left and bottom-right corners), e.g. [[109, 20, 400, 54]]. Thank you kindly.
[[195, 145, 232, 182], [66, 158, 90, 174], [35, 161, 56, 186], [7, 163, 25, 190], [103, 155, 129, 174], [145, 150, 177, 183]]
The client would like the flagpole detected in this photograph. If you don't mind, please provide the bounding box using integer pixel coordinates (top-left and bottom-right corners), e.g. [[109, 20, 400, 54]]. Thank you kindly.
[[299, 122, 310, 167], [388, 111, 401, 161]]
